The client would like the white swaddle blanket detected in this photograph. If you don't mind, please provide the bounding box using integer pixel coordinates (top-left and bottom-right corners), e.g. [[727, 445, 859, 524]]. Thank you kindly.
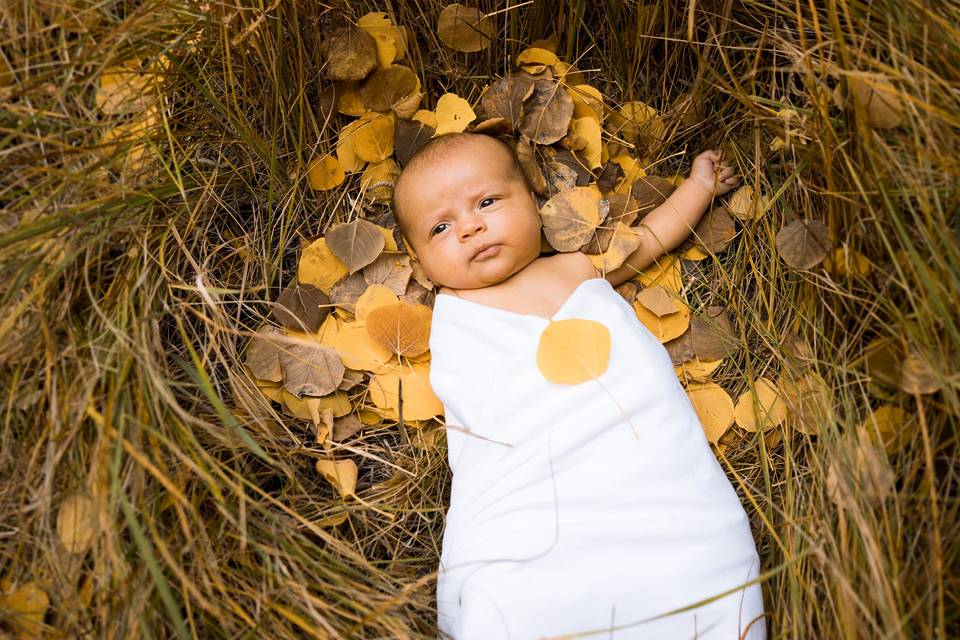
[[428, 276, 766, 640]]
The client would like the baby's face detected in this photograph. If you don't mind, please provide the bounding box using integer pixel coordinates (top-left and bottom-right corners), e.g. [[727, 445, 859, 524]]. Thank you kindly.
[[394, 136, 542, 290]]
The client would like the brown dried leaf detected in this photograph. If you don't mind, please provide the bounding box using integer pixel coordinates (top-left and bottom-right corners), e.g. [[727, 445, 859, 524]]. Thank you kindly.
[[363, 252, 413, 295], [279, 342, 346, 397], [467, 117, 513, 134], [581, 193, 638, 254], [245, 327, 284, 382], [520, 79, 574, 144], [437, 4, 494, 52], [394, 118, 435, 167], [692, 206, 737, 253], [596, 161, 623, 193], [326, 218, 386, 274], [480, 73, 535, 129], [630, 176, 676, 214], [358, 64, 419, 113], [328, 271, 371, 314], [775, 219, 831, 270], [322, 25, 378, 82], [274, 282, 330, 332], [690, 306, 738, 361], [516, 136, 547, 194], [332, 413, 365, 442], [539, 186, 605, 251], [636, 285, 676, 317]]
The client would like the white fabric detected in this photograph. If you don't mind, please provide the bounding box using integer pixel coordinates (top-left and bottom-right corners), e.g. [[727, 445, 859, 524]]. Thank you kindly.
[[428, 276, 767, 640]]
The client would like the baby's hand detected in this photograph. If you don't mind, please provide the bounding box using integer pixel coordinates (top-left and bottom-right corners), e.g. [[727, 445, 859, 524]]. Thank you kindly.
[[689, 149, 739, 197]]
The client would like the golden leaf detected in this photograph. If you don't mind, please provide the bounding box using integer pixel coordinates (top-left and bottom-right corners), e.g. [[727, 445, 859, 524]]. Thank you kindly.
[[316, 458, 358, 498], [433, 93, 477, 136], [725, 185, 769, 220], [336, 118, 368, 172], [733, 377, 789, 433], [298, 237, 350, 294], [368, 361, 443, 420], [365, 302, 433, 357], [307, 155, 345, 191], [536, 318, 611, 384], [354, 284, 400, 324], [350, 112, 395, 162], [633, 296, 689, 342], [57, 492, 96, 554], [685, 382, 735, 444]]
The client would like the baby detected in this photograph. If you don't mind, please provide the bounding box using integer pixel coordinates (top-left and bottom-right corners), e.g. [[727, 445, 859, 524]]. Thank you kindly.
[[394, 133, 766, 639]]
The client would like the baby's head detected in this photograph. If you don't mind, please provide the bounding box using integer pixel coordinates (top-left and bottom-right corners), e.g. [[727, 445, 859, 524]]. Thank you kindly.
[[393, 132, 543, 291]]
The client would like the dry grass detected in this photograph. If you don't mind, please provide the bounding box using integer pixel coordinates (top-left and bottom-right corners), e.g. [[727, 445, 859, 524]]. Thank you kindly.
[[0, 0, 957, 638]]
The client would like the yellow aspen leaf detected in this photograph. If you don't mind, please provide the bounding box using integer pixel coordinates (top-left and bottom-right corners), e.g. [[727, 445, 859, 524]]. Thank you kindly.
[[632, 296, 689, 342], [568, 84, 604, 122], [636, 254, 681, 292], [437, 4, 494, 52], [354, 284, 400, 324], [734, 377, 789, 433], [780, 371, 832, 435], [57, 492, 96, 554], [835, 73, 904, 129], [588, 221, 643, 273], [360, 157, 400, 202], [97, 60, 155, 114], [823, 245, 871, 278], [610, 153, 647, 190], [859, 404, 913, 455], [674, 357, 724, 383], [315, 511, 349, 527], [307, 155, 345, 191], [315, 458, 358, 498], [685, 382, 735, 444], [726, 185, 770, 220], [257, 380, 284, 403], [682, 244, 709, 261], [516, 47, 560, 73], [0, 581, 49, 636], [608, 101, 664, 146], [351, 112, 395, 162], [369, 222, 398, 252], [433, 93, 476, 136], [365, 302, 432, 357], [571, 117, 603, 169], [336, 118, 368, 172], [298, 237, 350, 294], [536, 318, 611, 384], [357, 12, 407, 66], [554, 61, 586, 86], [412, 109, 439, 129], [328, 320, 396, 373], [368, 361, 443, 420]]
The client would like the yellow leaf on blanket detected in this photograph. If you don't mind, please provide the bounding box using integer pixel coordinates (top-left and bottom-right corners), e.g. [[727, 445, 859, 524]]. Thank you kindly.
[[536, 318, 611, 384]]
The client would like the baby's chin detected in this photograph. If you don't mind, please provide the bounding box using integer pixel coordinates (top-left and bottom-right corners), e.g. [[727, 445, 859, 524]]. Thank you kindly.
[[435, 255, 535, 290]]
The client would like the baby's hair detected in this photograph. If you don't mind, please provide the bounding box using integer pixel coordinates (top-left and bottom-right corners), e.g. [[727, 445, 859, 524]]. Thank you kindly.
[[393, 132, 531, 250]]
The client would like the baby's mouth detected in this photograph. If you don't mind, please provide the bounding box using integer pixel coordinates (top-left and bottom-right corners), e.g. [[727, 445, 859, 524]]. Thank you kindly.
[[472, 244, 502, 261]]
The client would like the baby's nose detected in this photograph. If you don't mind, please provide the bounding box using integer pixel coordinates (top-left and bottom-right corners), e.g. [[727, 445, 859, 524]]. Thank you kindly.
[[459, 215, 486, 239]]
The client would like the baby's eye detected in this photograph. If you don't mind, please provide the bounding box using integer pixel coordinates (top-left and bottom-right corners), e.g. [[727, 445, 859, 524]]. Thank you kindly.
[[479, 197, 495, 208], [431, 223, 448, 235]]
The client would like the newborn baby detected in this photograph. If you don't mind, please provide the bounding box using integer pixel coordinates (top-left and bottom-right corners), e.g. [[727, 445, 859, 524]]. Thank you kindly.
[[394, 132, 766, 639]]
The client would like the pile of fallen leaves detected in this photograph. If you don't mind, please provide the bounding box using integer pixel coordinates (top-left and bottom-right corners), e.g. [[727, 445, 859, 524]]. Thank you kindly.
[[241, 5, 938, 503]]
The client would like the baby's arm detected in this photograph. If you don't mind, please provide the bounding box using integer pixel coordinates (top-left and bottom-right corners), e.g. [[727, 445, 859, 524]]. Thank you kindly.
[[601, 150, 738, 287]]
